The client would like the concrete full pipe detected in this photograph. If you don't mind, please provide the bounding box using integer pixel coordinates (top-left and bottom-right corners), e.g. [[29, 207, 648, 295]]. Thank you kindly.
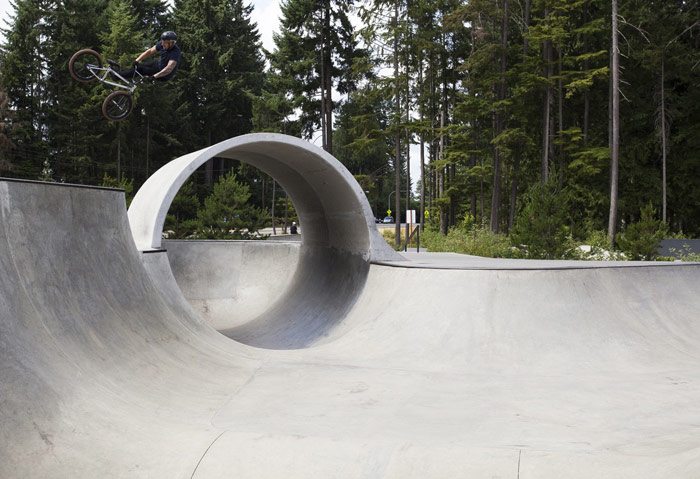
[[127, 133, 401, 348]]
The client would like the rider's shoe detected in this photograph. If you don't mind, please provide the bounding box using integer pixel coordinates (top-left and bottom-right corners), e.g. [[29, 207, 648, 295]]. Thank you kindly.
[[107, 59, 124, 81]]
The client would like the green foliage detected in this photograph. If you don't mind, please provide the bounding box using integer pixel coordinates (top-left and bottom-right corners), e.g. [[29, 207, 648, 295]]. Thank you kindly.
[[101, 0, 146, 67], [196, 172, 269, 239], [173, 0, 265, 146], [511, 180, 571, 259], [101, 173, 134, 205], [380, 226, 421, 251], [421, 214, 517, 258], [673, 249, 700, 263], [616, 203, 668, 260], [0, 86, 13, 173], [564, 230, 628, 261], [265, 0, 362, 145], [0, 0, 698, 241], [163, 180, 200, 238], [38, 159, 54, 181]]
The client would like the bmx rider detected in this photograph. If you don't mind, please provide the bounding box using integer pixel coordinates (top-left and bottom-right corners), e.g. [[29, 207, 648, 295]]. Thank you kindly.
[[118, 31, 181, 81]]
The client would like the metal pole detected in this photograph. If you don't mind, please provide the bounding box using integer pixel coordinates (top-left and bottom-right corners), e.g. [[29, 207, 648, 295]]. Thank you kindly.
[[271, 181, 276, 235]]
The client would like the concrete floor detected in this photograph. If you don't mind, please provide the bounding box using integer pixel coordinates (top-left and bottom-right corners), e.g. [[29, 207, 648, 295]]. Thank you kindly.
[[1, 178, 700, 478]]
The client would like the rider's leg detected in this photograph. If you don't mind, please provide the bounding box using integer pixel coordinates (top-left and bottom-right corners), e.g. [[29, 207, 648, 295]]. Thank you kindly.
[[116, 63, 159, 79], [116, 66, 136, 79], [136, 64, 160, 77]]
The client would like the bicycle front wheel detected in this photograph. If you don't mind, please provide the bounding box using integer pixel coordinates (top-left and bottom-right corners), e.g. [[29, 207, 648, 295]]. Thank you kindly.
[[69, 48, 102, 82], [102, 91, 133, 121]]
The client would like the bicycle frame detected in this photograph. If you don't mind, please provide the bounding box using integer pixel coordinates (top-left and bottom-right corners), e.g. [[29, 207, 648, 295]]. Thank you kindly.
[[86, 64, 143, 94]]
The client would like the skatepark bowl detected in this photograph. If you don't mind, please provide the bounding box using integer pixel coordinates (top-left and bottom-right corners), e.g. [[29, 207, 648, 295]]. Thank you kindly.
[[1, 133, 700, 478]]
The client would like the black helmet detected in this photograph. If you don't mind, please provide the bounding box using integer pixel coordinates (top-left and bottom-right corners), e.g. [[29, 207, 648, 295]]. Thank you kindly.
[[161, 31, 177, 41]]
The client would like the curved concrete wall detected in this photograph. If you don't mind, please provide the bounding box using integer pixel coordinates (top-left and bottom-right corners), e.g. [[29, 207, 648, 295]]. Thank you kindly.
[[164, 240, 301, 330], [128, 133, 402, 348]]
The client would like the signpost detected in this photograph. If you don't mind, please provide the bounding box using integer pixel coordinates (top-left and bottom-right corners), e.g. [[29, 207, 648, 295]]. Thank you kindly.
[[405, 210, 417, 252]]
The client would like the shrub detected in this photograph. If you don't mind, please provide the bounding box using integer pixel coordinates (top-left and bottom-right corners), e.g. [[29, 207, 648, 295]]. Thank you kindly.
[[510, 180, 570, 259], [616, 203, 668, 260], [564, 230, 628, 261], [196, 172, 270, 239], [380, 226, 421, 251], [422, 216, 516, 258]]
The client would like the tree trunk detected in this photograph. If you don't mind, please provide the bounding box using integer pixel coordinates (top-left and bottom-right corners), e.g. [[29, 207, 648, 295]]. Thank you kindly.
[[607, 0, 620, 245], [491, 120, 502, 232], [557, 46, 564, 187], [117, 126, 121, 181], [582, 2, 590, 146], [205, 129, 214, 187], [660, 50, 667, 223], [271, 180, 277, 235], [145, 115, 150, 177], [584, 90, 590, 145], [449, 80, 457, 227], [491, 0, 508, 233], [542, 36, 552, 183], [419, 56, 425, 230], [508, 151, 520, 231], [420, 137, 425, 230], [394, 0, 401, 246], [321, 0, 333, 154], [439, 107, 447, 235], [470, 152, 477, 220], [405, 48, 411, 220], [509, 0, 529, 229]]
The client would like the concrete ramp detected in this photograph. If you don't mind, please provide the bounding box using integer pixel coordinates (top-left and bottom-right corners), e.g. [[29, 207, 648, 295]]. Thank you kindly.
[[2, 172, 700, 478]]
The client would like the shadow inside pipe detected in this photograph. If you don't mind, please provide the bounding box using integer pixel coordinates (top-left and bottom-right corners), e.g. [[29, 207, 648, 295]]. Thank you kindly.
[[219, 246, 370, 350]]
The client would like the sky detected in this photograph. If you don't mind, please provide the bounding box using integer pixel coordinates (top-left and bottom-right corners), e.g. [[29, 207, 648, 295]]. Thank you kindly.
[[0, 0, 281, 55]]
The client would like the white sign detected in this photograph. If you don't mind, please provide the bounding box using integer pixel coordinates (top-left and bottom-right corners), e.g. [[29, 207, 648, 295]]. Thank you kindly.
[[406, 210, 416, 224]]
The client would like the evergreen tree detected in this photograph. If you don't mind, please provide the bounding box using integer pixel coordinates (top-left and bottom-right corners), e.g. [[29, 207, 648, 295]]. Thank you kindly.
[[197, 171, 269, 239], [0, 0, 50, 178], [44, 0, 109, 183], [0, 85, 14, 173], [173, 0, 264, 146], [268, 0, 362, 153]]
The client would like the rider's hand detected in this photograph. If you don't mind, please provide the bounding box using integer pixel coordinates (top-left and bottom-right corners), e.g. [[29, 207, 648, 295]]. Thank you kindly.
[[133, 60, 140, 67]]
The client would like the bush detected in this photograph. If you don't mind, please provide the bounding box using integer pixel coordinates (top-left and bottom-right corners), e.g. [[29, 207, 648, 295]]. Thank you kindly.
[[421, 214, 517, 258], [101, 174, 134, 206], [196, 172, 270, 239], [616, 203, 668, 260], [381, 226, 421, 251], [564, 230, 627, 261], [510, 180, 570, 259]]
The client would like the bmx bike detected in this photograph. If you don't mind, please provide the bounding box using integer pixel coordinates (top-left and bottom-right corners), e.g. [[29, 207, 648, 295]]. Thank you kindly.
[[68, 48, 145, 121]]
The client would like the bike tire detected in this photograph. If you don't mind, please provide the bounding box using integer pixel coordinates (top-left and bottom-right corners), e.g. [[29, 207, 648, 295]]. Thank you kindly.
[[102, 91, 133, 121], [69, 48, 103, 83]]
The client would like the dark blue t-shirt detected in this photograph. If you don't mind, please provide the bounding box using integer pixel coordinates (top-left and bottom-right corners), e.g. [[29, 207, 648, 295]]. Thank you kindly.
[[155, 41, 181, 79]]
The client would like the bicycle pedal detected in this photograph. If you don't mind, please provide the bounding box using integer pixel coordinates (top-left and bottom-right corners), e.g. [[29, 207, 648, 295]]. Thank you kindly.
[[107, 59, 120, 69]]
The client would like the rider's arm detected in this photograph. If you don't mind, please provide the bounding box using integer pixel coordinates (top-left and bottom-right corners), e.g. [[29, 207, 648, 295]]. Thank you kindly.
[[135, 46, 157, 63], [153, 60, 177, 79]]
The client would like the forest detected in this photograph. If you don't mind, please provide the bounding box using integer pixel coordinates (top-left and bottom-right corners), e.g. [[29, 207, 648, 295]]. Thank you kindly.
[[0, 0, 698, 259]]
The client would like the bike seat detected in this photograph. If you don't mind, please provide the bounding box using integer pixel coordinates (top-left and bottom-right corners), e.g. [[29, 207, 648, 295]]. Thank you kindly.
[[107, 59, 120, 69]]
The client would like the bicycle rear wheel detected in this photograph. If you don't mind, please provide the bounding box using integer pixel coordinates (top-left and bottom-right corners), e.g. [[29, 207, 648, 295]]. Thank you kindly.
[[102, 91, 133, 121], [69, 49, 102, 82]]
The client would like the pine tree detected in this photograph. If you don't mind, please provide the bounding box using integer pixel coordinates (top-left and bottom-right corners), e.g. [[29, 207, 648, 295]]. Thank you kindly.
[[173, 0, 265, 184], [268, 0, 362, 154], [0, 85, 14, 173], [0, 0, 50, 178]]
